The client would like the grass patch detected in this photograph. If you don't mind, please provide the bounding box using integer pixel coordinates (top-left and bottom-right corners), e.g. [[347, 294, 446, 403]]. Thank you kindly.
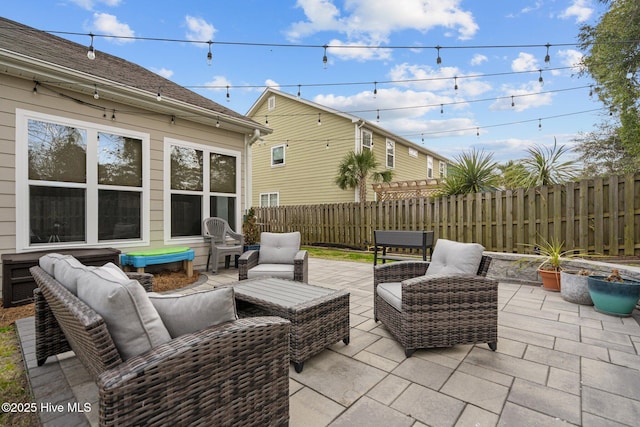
[[303, 246, 375, 263], [0, 326, 38, 427]]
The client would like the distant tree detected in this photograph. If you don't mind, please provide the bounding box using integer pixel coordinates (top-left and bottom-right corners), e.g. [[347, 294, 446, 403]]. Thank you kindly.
[[519, 139, 579, 187], [573, 122, 640, 178], [438, 149, 499, 196], [578, 0, 640, 158], [335, 150, 393, 203]]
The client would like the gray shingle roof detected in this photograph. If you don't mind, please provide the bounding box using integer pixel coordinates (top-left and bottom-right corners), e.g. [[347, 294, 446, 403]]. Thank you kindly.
[[0, 16, 259, 127]]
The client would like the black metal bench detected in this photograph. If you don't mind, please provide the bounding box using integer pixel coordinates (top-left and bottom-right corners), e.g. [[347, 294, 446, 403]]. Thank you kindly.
[[373, 230, 434, 266]]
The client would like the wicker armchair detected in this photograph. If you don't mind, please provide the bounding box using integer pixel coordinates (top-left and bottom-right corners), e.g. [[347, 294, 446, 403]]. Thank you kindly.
[[238, 231, 308, 283], [30, 266, 290, 426], [374, 247, 497, 358]]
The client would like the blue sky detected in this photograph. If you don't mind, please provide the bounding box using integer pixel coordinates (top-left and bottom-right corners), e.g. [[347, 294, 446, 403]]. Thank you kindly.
[[3, 0, 609, 163]]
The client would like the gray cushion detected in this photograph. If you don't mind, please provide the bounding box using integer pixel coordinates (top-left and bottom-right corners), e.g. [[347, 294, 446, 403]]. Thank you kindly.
[[53, 256, 90, 295], [148, 288, 238, 338], [39, 253, 68, 276], [247, 264, 295, 280], [376, 282, 403, 312], [426, 239, 485, 276], [259, 232, 300, 265], [77, 265, 171, 361]]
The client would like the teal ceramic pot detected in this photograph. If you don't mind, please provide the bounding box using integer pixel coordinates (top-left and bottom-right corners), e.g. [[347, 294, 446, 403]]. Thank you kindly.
[[587, 275, 640, 317], [243, 244, 260, 252]]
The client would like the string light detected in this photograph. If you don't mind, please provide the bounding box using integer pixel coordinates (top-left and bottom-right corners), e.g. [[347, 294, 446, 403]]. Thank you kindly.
[[322, 45, 328, 68], [170, 115, 175, 125], [376, 109, 380, 122], [265, 115, 269, 125], [538, 118, 542, 130], [111, 109, 116, 121], [440, 104, 444, 114], [87, 33, 96, 60], [93, 85, 99, 100], [207, 41, 213, 66], [373, 81, 377, 98], [216, 116, 220, 127], [454, 76, 458, 91], [297, 84, 301, 97], [511, 95, 515, 107], [226, 85, 230, 102], [435, 45, 442, 65], [317, 112, 322, 126], [32, 81, 38, 94], [589, 85, 594, 97], [156, 89, 162, 101], [538, 69, 544, 86], [544, 43, 551, 64], [476, 127, 480, 137]]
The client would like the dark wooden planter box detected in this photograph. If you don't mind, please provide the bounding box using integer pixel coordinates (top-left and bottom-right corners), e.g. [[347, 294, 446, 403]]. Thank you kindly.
[[2, 248, 120, 308]]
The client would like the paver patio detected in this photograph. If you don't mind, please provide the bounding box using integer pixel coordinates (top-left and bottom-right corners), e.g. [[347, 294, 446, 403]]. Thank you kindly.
[[15, 257, 640, 426]]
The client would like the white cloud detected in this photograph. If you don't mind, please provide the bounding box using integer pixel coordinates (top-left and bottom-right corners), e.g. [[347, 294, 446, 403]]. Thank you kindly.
[[69, 0, 121, 10], [559, 0, 594, 23], [91, 13, 134, 43], [511, 52, 539, 72], [326, 39, 392, 61], [557, 49, 584, 69], [204, 75, 232, 92], [265, 79, 281, 90], [470, 54, 488, 66], [286, 0, 479, 56], [185, 16, 216, 43], [490, 81, 553, 112], [153, 68, 174, 79]]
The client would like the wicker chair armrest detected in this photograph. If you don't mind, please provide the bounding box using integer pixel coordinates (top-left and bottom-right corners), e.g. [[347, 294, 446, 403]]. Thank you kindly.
[[294, 250, 308, 283], [125, 272, 154, 292], [374, 261, 430, 287], [97, 316, 291, 426], [400, 274, 498, 312], [238, 250, 260, 280]]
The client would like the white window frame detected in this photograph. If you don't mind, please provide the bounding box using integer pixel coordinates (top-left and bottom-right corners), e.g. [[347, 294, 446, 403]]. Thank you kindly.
[[386, 139, 395, 169], [260, 192, 279, 207], [271, 144, 285, 167], [427, 155, 434, 179], [15, 109, 150, 252], [163, 138, 241, 244], [439, 161, 446, 177], [268, 95, 276, 111], [361, 129, 373, 151], [408, 148, 418, 158]]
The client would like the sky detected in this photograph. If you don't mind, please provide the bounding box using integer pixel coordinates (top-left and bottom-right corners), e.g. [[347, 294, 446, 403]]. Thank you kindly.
[[2, 0, 610, 163]]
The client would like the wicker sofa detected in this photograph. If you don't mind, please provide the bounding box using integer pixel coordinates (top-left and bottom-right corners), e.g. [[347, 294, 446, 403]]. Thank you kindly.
[[373, 239, 498, 358], [30, 264, 290, 427]]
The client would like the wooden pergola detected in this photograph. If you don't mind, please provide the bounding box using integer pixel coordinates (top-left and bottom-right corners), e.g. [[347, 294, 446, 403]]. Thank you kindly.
[[372, 179, 442, 201]]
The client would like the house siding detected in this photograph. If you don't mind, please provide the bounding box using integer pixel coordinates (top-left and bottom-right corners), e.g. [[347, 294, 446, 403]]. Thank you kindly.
[[248, 89, 451, 206], [0, 74, 247, 271]]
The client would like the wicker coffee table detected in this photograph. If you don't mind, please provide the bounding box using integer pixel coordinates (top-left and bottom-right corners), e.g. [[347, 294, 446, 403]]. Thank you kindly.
[[229, 277, 350, 372]]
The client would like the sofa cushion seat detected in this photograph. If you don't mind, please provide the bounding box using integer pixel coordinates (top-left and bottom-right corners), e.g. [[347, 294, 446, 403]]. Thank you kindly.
[[77, 265, 171, 360], [247, 263, 295, 280], [149, 288, 238, 338], [426, 239, 485, 276], [376, 282, 403, 312]]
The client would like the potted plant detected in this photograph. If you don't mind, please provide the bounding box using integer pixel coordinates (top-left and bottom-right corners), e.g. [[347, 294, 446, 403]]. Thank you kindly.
[[588, 269, 640, 316], [525, 236, 582, 292], [560, 269, 594, 305], [242, 207, 261, 252]]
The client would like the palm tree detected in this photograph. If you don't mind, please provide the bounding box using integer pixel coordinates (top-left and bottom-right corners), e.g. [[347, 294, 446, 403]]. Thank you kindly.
[[335, 150, 393, 203], [438, 148, 499, 196], [520, 138, 578, 187]]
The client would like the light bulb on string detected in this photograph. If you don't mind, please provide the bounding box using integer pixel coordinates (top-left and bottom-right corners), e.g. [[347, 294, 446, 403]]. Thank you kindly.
[[544, 43, 551, 64], [376, 109, 380, 122], [454, 76, 458, 91], [511, 96, 515, 108], [538, 70, 544, 86], [373, 82, 377, 98], [297, 85, 301, 98], [216, 116, 220, 127], [111, 110, 116, 121], [93, 85, 99, 100], [265, 115, 269, 126], [589, 85, 593, 97], [322, 45, 328, 68], [538, 118, 542, 130], [435, 45, 442, 65], [476, 127, 480, 137], [440, 104, 444, 114], [32, 81, 38, 94], [170, 115, 175, 125], [317, 113, 322, 126], [226, 86, 230, 102], [207, 41, 213, 66], [87, 33, 96, 60]]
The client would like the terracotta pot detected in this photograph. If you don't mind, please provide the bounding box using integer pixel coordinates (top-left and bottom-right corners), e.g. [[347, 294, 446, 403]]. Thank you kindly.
[[538, 268, 561, 291]]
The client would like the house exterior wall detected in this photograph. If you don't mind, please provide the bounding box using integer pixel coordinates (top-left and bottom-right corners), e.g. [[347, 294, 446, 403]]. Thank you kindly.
[[248, 90, 450, 206], [0, 74, 247, 270]]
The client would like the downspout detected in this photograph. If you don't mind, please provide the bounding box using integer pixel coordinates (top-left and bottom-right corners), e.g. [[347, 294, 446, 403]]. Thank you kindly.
[[245, 128, 262, 213], [354, 120, 366, 202]]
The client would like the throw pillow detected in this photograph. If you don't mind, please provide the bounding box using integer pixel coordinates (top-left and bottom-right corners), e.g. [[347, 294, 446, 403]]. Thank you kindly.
[[149, 287, 238, 338], [38, 253, 68, 276], [426, 239, 485, 276], [259, 232, 300, 265], [53, 256, 90, 295], [77, 266, 171, 361]]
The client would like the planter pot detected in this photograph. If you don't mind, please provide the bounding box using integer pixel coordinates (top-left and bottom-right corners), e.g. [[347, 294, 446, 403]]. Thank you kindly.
[[560, 270, 593, 305], [538, 268, 561, 292], [587, 275, 640, 317]]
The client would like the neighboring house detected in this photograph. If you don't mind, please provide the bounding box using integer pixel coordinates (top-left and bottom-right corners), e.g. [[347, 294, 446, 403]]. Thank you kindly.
[[245, 88, 450, 206], [0, 17, 270, 270]]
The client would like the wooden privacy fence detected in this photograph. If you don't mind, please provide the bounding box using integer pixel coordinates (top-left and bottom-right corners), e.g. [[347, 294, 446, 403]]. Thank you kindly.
[[255, 173, 640, 256]]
